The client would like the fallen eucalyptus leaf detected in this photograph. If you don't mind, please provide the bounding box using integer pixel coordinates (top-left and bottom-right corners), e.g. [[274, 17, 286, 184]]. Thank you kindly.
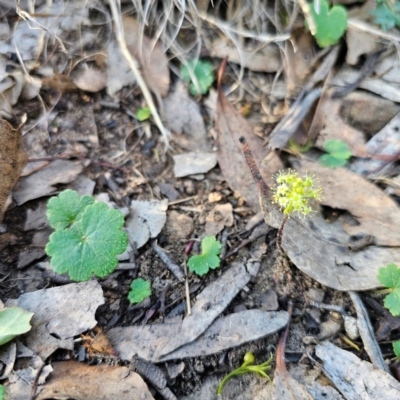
[[316, 342, 400, 399], [109, 262, 251, 362]]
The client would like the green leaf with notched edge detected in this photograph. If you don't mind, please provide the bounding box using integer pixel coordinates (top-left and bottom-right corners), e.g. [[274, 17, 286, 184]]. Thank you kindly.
[[46, 189, 94, 230], [136, 107, 151, 121], [46, 202, 128, 281], [128, 278, 152, 304], [0, 307, 34, 346], [0, 384, 5, 400], [393, 340, 400, 358], [309, 0, 347, 48], [378, 263, 400, 316], [318, 139, 352, 168], [181, 59, 214, 95], [188, 236, 222, 276]]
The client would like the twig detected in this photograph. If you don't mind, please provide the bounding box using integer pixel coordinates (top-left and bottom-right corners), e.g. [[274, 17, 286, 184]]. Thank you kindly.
[[348, 18, 400, 43], [276, 215, 288, 254], [219, 228, 229, 260], [108, 0, 170, 147], [348, 291, 390, 374], [151, 240, 184, 282], [183, 240, 194, 316]]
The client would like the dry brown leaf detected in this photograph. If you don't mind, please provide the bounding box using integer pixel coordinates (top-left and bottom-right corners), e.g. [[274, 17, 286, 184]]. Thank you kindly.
[[296, 159, 400, 246], [41, 74, 78, 92], [215, 62, 282, 212], [0, 119, 27, 224], [205, 203, 233, 236], [35, 361, 154, 400], [210, 39, 281, 73], [13, 159, 83, 206], [122, 16, 170, 97], [164, 83, 208, 151], [314, 92, 367, 156], [283, 30, 315, 99], [346, 26, 379, 65], [72, 66, 107, 93]]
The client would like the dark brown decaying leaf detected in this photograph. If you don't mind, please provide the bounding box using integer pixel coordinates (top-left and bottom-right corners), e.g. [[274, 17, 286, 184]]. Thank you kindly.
[[122, 16, 170, 97], [0, 119, 27, 224], [35, 361, 154, 400], [215, 61, 282, 212]]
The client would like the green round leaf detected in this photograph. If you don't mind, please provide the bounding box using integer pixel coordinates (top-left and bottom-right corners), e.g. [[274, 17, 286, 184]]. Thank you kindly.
[[128, 278, 152, 304], [136, 107, 151, 121], [393, 340, 400, 358], [318, 154, 347, 168], [0, 307, 34, 346], [323, 140, 352, 159], [181, 59, 214, 95], [378, 263, 400, 288], [384, 290, 400, 316], [188, 236, 222, 276], [309, 0, 347, 48], [46, 189, 94, 230], [46, 202, 128, 281]]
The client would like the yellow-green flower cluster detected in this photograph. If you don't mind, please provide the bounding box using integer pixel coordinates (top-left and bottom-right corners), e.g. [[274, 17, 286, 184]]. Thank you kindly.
[[272, 170, 322, 217]]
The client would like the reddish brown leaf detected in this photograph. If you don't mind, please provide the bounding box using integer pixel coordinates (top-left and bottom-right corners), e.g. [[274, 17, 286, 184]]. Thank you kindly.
[[122, 16, 170, 97], [215, 61, 282, 212], [0, 119, 27, 224], [35, 361, 154, 400]]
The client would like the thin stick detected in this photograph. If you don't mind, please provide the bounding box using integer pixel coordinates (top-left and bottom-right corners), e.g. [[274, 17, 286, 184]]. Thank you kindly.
[[183, 240, 194, 317], [277, 215, 288, 254], [108, 0, 170, 147], [151, 240, 184, 282]]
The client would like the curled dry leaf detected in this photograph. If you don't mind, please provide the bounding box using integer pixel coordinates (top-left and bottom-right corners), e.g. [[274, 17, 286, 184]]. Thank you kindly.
[[0, 119, 27, 224], [122, 16, 170, 97]]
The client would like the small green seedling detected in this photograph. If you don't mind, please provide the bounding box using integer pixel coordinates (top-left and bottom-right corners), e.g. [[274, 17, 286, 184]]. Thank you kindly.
[[45, 190, 128, 282], [128, 278, 152, 304], [188, 236, 222, 276], [308, 0, 347, 48], [0, 307, 34, 346], [318, 139, 352, 168], [393, 340, 400, 358], [136, 107, 151, 121], [377, 263, 400, 316], [217, 352, 273, 395], [371, 0, 400, 31], [0, 384, 5, 400], [181, 59, 214, 96]]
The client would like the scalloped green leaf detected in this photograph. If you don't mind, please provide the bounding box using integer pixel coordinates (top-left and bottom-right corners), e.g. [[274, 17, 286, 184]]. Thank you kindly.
[[0, 307, 34, 346], [128, 278, 152, 304], [46, 202, 128, 281], [46, 189, 95, 230], [318, 154, 348, 168], [181, 59, 214, 95], [378, 263, 400, 316], [309, 0, 347, 48], [393, 340, 400, 358], [0, 384, 5, 400], [188, 236, 222, 276]]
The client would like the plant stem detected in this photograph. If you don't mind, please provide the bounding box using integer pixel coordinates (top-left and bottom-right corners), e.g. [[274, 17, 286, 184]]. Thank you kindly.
[[277, 215, 288, 253]]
